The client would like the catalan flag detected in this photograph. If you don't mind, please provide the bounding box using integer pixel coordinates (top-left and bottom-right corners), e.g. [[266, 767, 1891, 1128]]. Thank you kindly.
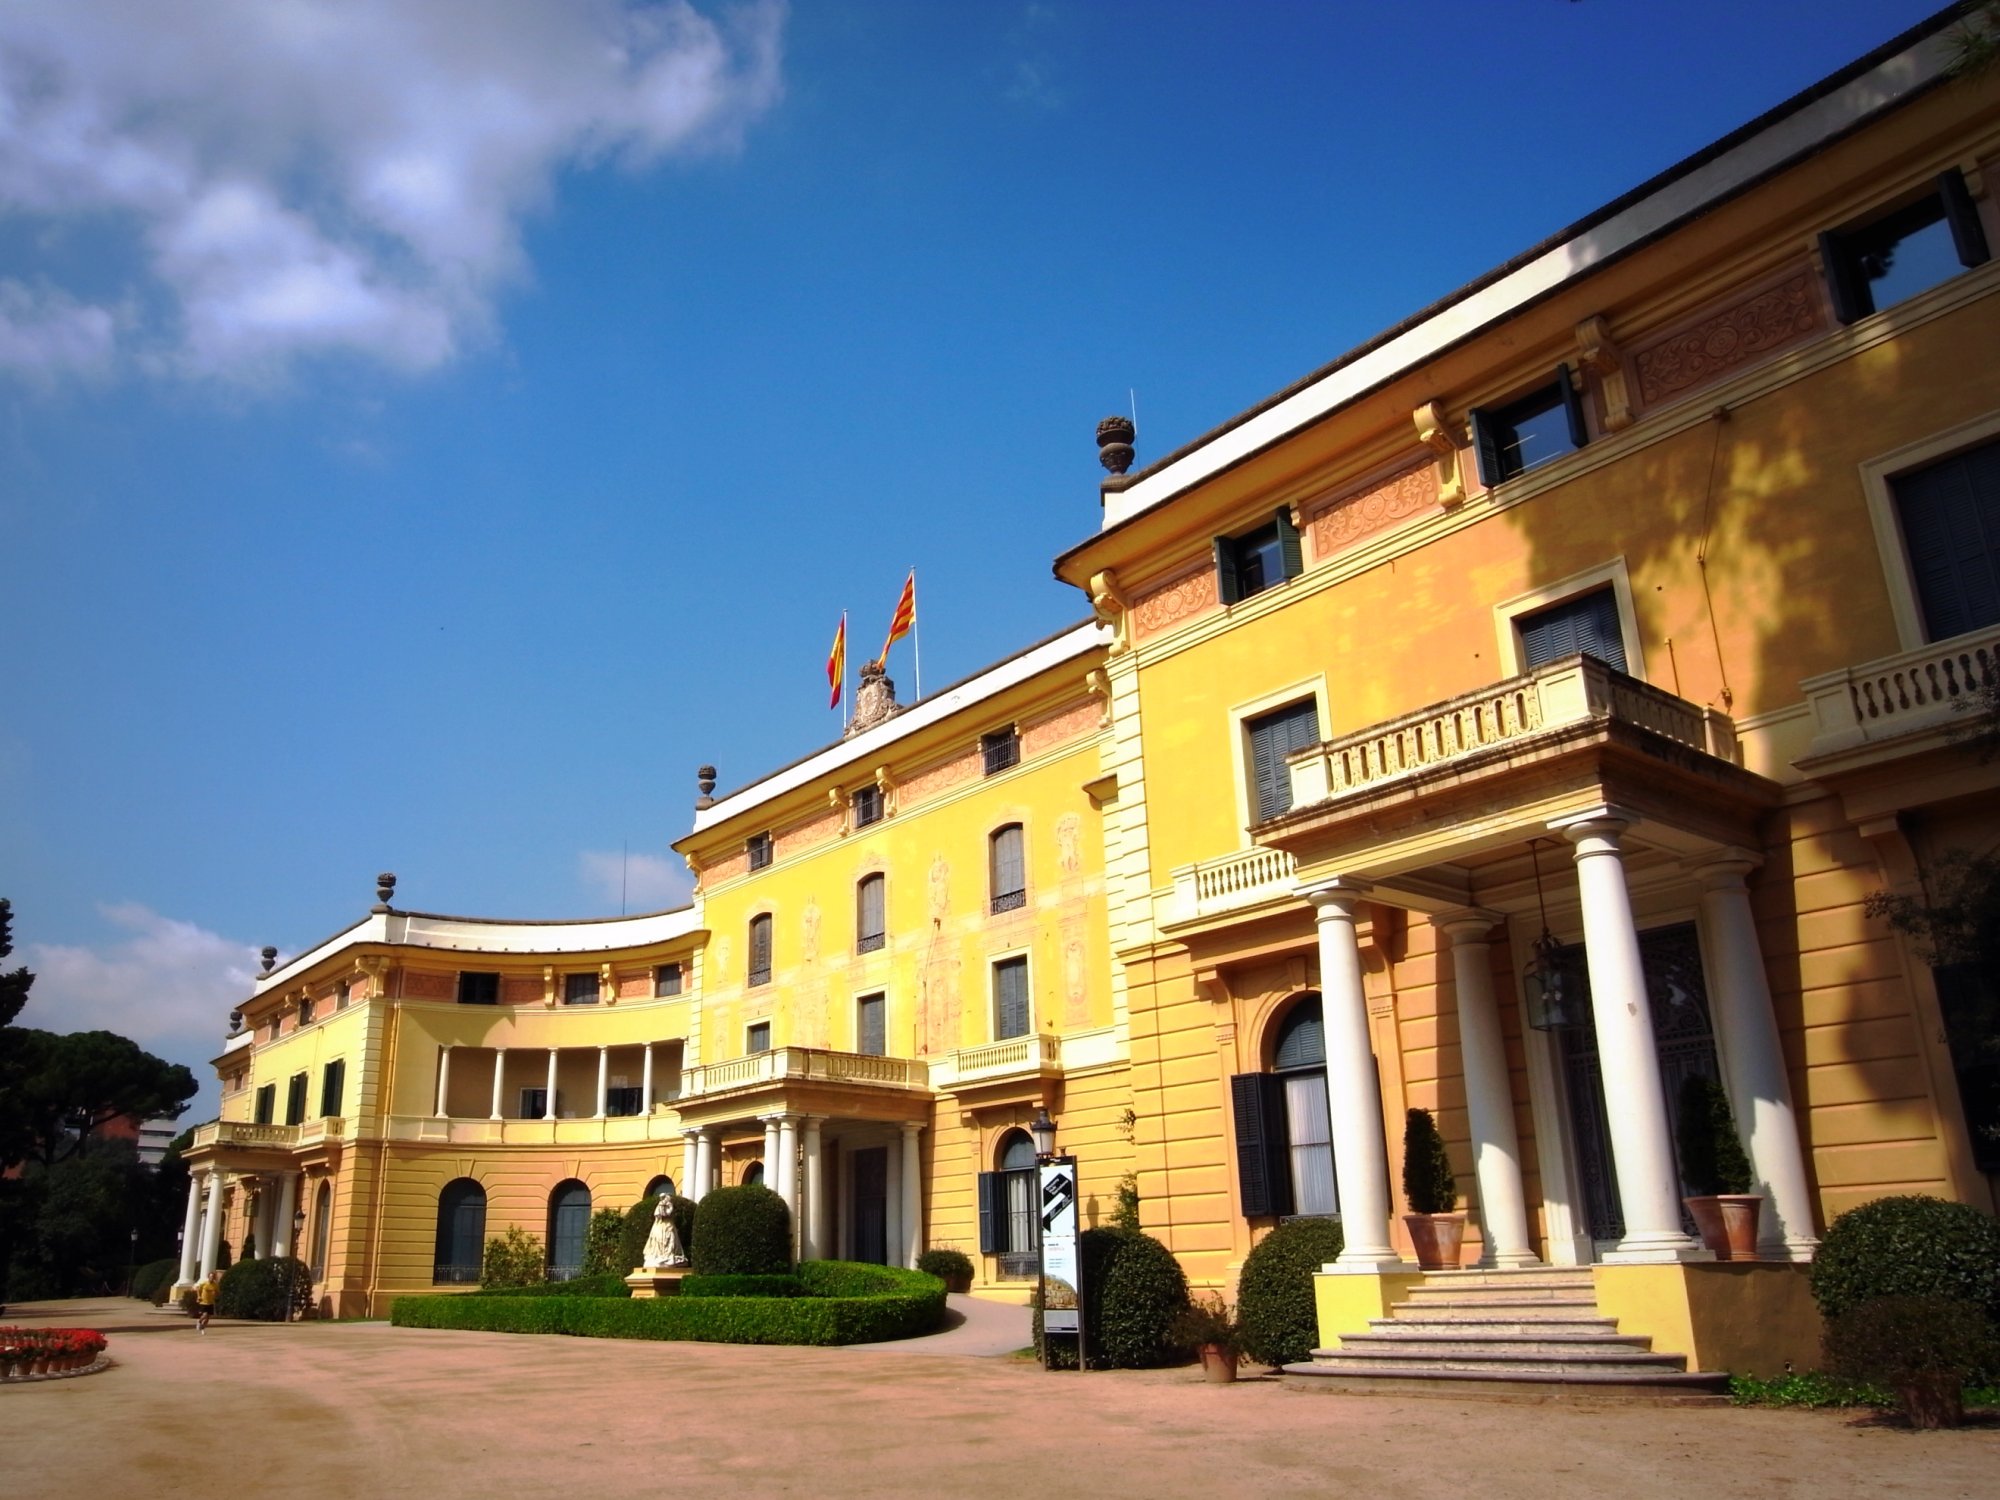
[[878, 569, 916, 667], [826, 613, 846, 711]]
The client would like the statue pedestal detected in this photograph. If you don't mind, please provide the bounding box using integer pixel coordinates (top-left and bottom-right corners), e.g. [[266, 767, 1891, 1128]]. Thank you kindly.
[[625, 1270, 687, 1299]]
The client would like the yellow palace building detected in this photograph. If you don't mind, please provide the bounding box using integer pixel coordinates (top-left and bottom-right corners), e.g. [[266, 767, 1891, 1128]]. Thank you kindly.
[[180, 12, 1998, 1375]]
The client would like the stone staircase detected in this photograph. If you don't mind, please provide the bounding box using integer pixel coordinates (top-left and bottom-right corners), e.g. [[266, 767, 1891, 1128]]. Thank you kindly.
[[1283, 1268, 1730, 1402]]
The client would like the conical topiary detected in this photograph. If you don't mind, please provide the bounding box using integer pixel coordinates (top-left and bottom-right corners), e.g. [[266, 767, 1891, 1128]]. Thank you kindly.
[[1675, 1074, 1754, 1196], [1401, 1107, 1457, 1214]]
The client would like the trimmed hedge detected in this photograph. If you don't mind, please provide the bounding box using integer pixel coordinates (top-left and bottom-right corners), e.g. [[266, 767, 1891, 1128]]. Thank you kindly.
[[583, 1208, 627, 1277], [1238, 1216, 1345, 1368], [1034, 1228, 1189, 1370], [130, 1257, 179, 1303], [469, 1274, 631, 1299], [683, 1274, 804, 1298], [1811, 1196, 2000, 1325], [619, 1194, 697, 1273], [691, 1185, 792, 1275], [391, 1260, 943, 1346]]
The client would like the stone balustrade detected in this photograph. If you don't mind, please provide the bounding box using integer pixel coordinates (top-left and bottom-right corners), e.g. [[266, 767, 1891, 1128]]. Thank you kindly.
[[1800, 623, 2000, 760], [1167, 844, 1298, 925]]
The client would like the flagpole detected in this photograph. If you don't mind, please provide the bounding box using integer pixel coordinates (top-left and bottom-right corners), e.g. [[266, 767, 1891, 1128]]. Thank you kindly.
[[843, 610, 851, 728], [911, 568, 921, 702]]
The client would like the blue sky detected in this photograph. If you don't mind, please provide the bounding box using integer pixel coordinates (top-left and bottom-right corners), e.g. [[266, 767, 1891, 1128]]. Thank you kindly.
[[0, 0, 1950, 1115]]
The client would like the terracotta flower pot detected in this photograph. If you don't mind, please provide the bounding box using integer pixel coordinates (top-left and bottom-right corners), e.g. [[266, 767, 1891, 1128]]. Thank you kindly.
[[1683, 1194, 1763, 1259], [1403, 1211, 1467, 1271], [1198, 1344, 1239, 1383]]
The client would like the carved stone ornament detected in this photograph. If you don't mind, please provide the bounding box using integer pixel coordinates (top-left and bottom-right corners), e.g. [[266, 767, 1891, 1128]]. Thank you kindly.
[[1310, 460, 1437, 559], [1132, 565, 1220, 639], [696, 765, 718, 809], [1085, 667, 1111, 727], [1096, 414, 1136, 475], [373, 871, 396, 912], [845, 658, 905, 739], [1631, 271, 1822, 409], [1574, 315, 1633, 431], [1088, 569, 1130, 653], [1412, 401, 1465, 509]]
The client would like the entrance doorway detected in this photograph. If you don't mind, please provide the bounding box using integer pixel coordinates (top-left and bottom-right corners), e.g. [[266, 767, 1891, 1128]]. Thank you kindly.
[[851, 1147, 888, 1265]]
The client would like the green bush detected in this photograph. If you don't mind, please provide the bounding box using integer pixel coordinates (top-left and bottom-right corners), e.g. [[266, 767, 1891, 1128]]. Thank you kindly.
[[916, 1248, 973, 1285], [1034, 1228, 1188, 1370], [1825, 1296, 2000, 1428], [391, 1260, 943, 1345], [1402, 1108, 1456, 1214], [1810, 1196, 2000, 1326], [683, 1274, 804, 1298], [129, 1257, 179, 1302], [582, 1208, 627, 1277], [619, 1194, 697, 1273], [1113, 1172, 1143, 1234], [691, 1185, 791, 1276], [216, 1256, 311, 1321], [1238, 1216, 1345, 1368], [469, 1274, 631, 1299], [1676, 1075, 1753, 1196], [481, 1226, 544, 1289]]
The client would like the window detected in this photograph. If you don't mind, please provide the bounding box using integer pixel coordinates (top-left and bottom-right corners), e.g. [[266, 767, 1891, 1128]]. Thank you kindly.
[[1516, 587, 1628, 673], [298, 996, 314, 1025], [547, 1180, 591, 1281], [993, 955, 1030, 1040], [989, 824, 1026, 913], [982, 726, 1020, 776], [1230, 994, 1338, 1219], [285, 1072, 309, 1127], [653, 962, 683, 997], [521, 1087, 549, 1119], [643, 1175, 675, 1201], [563, 971, 600, 1006], [1245, 698, 1321, 825], [1471, 365, 1588, 484], [856, 874, 886, 953], [747, 913, 773, 987], [335, 980, 351, 1010], [606, 1086, 644, 1117], [746, 1021, 771, 1054], [977, 1130, 1041, 1278], [1891, 437, 2000, 642], [747, 831, 773, 870], [457, 971, 500, 1006], [254, 1083, 276, 1125], [310, 1180, 332, 1280], [434, 1178, 486, 1284], [856, 992, 886, 1056], [1927, 964, 2000, 1175], [1214, 507, 1304, 604], [319, 1059, 345, 1117], [852, 783, 883, 827], [1822, 170, 1990, 324]]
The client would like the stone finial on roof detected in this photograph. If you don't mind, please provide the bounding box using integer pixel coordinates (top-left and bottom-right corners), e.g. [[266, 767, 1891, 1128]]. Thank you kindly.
[[1097, 414, 1135, 475], [696, 766, 718, 810], [373, 872, 396, 913]]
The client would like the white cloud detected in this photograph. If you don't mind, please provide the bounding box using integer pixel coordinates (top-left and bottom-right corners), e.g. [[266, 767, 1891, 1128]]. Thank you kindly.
[[21, 902, 259, 1125], [0, 0, 786, 387], [579, 849, 693, 912]]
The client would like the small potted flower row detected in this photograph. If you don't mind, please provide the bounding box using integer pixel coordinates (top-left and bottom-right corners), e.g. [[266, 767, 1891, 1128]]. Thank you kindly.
[[0, 1327, 108, 1379]]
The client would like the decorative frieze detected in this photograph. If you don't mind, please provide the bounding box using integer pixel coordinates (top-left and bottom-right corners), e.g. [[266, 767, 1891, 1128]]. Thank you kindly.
[[1131, 563, 1219, 640], [897, 747, 980, 808], [1022, 698, 1103, 757], [1630, 269, 1824, 410], [1306, 458, 1437, 560]]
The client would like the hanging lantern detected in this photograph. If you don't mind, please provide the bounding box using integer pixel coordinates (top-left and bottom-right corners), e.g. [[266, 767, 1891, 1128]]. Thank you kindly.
[[1522, 840, 1587, 1031]]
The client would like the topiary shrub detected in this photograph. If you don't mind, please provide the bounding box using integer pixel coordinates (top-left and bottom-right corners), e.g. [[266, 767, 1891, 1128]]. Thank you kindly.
[[1238, 1216, 1345, 1368], [691, 1185, 791, 1276], [619, 1194, 697, 1273], [916, 1248, 973, 1290], [481, 1226, 545, 1289], [216, 1256, 311, 1321], [129, 1257, 179, 1302], [582, 1208, 627, 1278], [1810, 1196, 2000, 1329], [1676, 1075, 1753, 1196], [1825, 1296, 2000, 1429], [1402, 1108, 1457, 1213], [1034, 1228, 1188, 1369]]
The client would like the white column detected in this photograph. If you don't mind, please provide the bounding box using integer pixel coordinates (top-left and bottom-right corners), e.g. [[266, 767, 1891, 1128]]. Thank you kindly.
[[900, 1121, 924, 1269], [274, 1172, 301, 1261], [802, 1117, 826, 1261], [595, 1047, 610, 1119], [762, 1116, 780, 1190], [642, 1044, 655, 1114], [434, 1045, 452, 1119], [1303, 881, 1404, 1270], [683, 1130, 703, 1200], [198, 1170, 226, 1279], [253, 1177, 275, 1259], [1437, 912, 1540, 1267], [544, 1050, 559, 1120], [176, 1174, 204, 1287], [1557, 811, 1706, 1262], [696, 1129, 717, 1199], [885, 1133, 904, 1264], [490, 1048, 506, 1121], [1694, 855, 1820, 1260], [834, 1140, 851, 1259], [777, 1116, 800, 1229]]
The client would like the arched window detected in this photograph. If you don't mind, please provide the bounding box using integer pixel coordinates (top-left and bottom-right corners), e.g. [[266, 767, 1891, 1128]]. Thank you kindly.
[[988, 824, 1025, 913], [310, 1180, 332, 1281], [643, 1175, 675, 1202], [547, 1180, 591, 1281], [856, 874, 886, 953], [748, 913, 773, 987], [434, 1178, 486, 1285], [743, 1161, 765, 1187], [1229, 994, 1337, 1219], [976, 1129, 1040, 1278]]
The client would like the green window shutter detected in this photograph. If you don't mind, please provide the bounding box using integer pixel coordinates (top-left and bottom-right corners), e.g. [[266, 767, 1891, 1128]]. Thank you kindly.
[[1246, 698, 1322, 824], [1230, 1073, 1294, 1218], [1274, 506, 1304, 581], [1819, 230, 1867, 324], [1557, 362, 1589, 450], [1939, 168, 1991, 269], [1468, 406, 1503, 487], [320, 1059, 345, 1117], [977, 1171, 1003, 1253], [1213, 536, 1241, 605]]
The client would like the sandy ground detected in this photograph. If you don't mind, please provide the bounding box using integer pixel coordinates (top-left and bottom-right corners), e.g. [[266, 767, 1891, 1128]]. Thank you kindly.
[[3, 1297, 1996, 1500]]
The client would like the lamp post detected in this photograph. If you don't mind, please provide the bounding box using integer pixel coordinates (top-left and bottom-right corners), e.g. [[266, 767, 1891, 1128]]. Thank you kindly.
[[290, 1206, 307, 1322], [126, 1227, 139, 1297]]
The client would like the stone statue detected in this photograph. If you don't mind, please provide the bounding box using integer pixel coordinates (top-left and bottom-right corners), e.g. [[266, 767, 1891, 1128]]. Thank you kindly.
[[845, 658, 905, 739], [642, 1195, 688, 1270]]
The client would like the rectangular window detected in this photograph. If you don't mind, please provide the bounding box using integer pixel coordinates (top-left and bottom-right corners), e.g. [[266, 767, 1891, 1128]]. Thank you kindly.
[[457, 971, 500, 1006], [653, 962, 683, 997], [1214, 506, 1304, 605], [748, 913, 773, 987], [1470, 365, 1588, 485], [746, 1021, 771, 1054], [521, 1087, 548, 1119], [989, 824, 1026, 913], [319, 1059, 346, 1117], [1516, 588, 1628, 673], [982, 727, 1020, 776], [605, 1086, 645, 1117], [856, 875, 886, 953], [747, 831, 773, 870], [285, 1072, 309, 1127], [1245, 698, 1322, 825], [1891, 437, 2000, 642], [993, 955, 1030, 1040], [856, 992, 886, 1056], [978, 1166, 1041, 1272], [563, 972, 600, 1006], [1822, 170, 1990, 324], [851, 783, 883, 827], [254, 1083, 276, 1125]]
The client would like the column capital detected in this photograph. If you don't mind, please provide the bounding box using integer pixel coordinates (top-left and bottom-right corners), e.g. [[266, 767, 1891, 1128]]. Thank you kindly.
[[1684, 847, 1763, 890], [1432, 907, 1504, 943], [898, 1119, 925, 1138], [1297, 876, 1372, 917], [1551, 804, 1642, 851]]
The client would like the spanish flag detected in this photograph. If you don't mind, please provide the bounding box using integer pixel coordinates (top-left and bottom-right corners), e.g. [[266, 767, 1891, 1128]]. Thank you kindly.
[[826, 613, 846, 710], [878, 570, 916, 667]]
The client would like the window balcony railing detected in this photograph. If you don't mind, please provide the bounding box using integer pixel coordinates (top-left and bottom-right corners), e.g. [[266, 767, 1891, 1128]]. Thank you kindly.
[[931, 1032, 1062, 1092], [1167, 844, 1297, 926], [385, 1114, 687, 1146], [1799, 623, 2000, 761], [188, 1117, 347, 1152], [679, 1045, 930, 1099]]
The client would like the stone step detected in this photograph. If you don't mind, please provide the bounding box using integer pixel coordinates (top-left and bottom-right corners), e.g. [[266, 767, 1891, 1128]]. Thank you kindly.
[[1282, 1362, 1731, 1405], [1406, 1280, 1594, 1300], [1338, 1332, 1655, 1359], [1307, 1348, 1694, 1378], [1393, 1294, 1603, 1314], [1368, 1316, 1626, 1338], [1413, 1269, 1596, 1288]]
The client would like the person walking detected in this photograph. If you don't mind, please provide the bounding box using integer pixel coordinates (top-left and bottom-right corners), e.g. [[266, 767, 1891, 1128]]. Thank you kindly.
[[194, 1270, 220, 1333]]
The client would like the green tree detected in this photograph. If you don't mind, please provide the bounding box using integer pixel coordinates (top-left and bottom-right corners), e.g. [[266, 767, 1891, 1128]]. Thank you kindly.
[[0, 899, 31, 1030], [0, 1029, 198, 1170]]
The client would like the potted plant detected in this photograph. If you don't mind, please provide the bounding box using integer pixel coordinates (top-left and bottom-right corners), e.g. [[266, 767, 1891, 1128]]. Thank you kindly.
[[916, 1247, 975, 1294], [1173, 1293, 1247, 1383], [1401, 1108, 1465, 1270], [1676, 1074, 1761, 1258]]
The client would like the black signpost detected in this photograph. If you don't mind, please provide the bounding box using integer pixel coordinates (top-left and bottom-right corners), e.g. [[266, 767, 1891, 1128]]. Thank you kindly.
[[1034, 1107, 1084, 1371]]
